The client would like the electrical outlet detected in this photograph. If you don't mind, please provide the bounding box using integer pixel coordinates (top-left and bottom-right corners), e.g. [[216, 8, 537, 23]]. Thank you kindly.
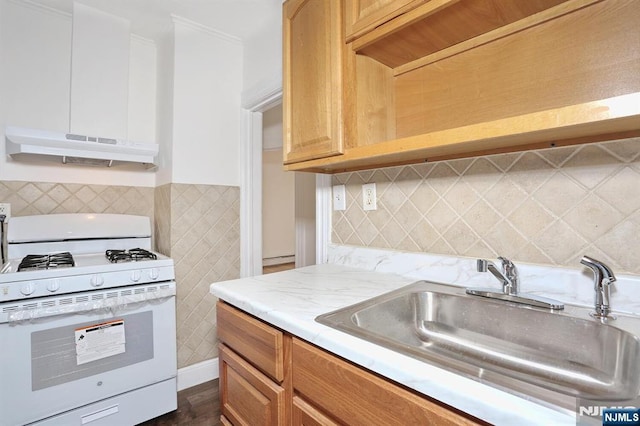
[[332, 185, 346, 211], [362, 183, 377, 211], [0, 203, 10, 223]]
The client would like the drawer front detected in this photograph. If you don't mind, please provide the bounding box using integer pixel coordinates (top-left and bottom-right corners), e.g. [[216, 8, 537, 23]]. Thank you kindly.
[[292, 396, 339, 426], [217, 302, 284, 382], [292, 338, 483, 426], [220, 344, 285, 426]]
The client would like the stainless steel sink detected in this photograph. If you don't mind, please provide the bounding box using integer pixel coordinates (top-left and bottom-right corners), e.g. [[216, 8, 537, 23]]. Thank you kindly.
[[316, 281, 640, 401]]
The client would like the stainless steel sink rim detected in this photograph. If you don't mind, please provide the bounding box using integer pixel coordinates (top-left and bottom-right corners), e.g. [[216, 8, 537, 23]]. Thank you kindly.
[[316, 280, 640, 403]]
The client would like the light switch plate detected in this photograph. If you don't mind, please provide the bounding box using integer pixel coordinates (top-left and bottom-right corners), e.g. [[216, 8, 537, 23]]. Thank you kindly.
[[332, 185, 346, 211]]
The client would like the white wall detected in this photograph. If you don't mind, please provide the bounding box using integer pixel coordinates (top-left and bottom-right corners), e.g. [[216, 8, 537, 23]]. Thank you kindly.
[[262, 105, 293, 260], [70, 3, 130, 139], [262, 104, 283, 150], [128, 35, 158, 144], [171, 17, 243, 187], [154, 31, 175, 186], [242, 11, 282, 100], [262, 148, 294, 260], [0, 0, 156, 187]]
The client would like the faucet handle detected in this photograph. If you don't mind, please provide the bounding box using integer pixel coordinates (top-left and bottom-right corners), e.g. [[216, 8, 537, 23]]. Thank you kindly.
[[497, 256, 517, 280], [477, 259, 489, 272]]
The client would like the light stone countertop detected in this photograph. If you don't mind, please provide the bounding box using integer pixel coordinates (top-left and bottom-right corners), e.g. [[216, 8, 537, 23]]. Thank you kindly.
[[210, 263, 577, 426]]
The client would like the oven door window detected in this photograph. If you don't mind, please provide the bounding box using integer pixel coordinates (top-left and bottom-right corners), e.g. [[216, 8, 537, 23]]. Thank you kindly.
[[31, 311, 154, 390]]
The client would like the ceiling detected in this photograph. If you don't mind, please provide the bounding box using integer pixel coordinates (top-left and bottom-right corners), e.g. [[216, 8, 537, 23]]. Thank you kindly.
[[34, 0, 283, 41]]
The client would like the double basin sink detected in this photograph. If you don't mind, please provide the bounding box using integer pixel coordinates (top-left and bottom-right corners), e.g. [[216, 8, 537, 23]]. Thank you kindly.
[[316, 281, 640, 402]]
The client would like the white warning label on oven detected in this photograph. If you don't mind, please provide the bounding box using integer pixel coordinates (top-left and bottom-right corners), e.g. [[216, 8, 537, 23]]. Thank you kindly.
[[75, 319, 126, 365]]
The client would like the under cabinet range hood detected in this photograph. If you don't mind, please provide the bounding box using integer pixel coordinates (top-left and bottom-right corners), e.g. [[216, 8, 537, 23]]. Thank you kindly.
[[5, 126, 158, 168]]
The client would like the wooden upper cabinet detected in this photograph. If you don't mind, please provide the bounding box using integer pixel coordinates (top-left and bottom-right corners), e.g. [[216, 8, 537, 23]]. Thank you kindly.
[[354, 0, 570, 68], [344, 0, 428, 43], [283, 0, 348, 165], [283, 0, 640, 174]]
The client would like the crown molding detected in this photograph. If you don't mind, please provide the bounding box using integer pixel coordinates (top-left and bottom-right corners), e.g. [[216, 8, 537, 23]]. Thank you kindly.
[[7, 0, 71, 19], [130, 33, 157, 47], [170, 14, 242, 45]]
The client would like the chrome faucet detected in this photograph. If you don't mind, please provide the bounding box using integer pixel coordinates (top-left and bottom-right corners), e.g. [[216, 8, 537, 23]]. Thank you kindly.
[[580, 255, 616, 319], [477, 257, 519, 295], [466, 256, 564, 310]]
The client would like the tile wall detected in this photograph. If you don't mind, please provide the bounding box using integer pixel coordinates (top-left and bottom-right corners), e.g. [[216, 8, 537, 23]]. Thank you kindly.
[[155, 183, 240, 368], [332, 138, 640, 275], [0, 181, 154, 218], [0, 180, 240, 369]]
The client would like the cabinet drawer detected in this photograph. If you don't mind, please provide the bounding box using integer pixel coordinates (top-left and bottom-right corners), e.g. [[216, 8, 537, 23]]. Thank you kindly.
[[292, 396, 339, 426], [292, 338, 484, 425], [220, 344, 286, 426], [217, 302, 285, 382]]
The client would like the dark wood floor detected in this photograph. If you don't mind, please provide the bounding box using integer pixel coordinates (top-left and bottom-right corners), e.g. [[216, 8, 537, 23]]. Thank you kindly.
[[138, 380, 221, 426]]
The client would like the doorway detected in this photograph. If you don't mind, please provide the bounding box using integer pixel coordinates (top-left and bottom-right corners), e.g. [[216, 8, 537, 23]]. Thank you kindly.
[[239, 88, 321, 278], [262, 104, 296, 273]]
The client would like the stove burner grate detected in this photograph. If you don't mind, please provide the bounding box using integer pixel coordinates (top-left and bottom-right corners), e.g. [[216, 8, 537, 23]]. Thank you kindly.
[[106, 248, 157, 263], [17, 252, 75, 271]]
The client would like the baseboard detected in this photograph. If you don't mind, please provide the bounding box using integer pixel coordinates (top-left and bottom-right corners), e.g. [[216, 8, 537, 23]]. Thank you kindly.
[[177, 358, 219, 391], [263, 255, 295, 266]]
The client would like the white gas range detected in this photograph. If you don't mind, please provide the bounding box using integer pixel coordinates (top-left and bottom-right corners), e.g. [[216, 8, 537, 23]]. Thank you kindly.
[[0, 213, 177, 426]]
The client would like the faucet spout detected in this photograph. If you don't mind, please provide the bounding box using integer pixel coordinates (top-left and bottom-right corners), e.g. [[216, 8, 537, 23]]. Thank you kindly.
[[467, 257, 563, 309], [477, 257, 518, 295], [580, 255, 616, 318]]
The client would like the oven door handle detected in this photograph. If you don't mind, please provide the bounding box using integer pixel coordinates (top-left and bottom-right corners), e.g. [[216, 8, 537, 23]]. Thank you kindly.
[[5, 286, 176, 324]]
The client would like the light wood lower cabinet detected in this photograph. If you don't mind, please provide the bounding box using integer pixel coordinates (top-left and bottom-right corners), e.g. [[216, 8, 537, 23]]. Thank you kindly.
[[217, 302, 484, 425], [292, 396, 339, 426], [219, 345, 286, 425], [217, 300, 285, 382], [292, 338, 483, 426]]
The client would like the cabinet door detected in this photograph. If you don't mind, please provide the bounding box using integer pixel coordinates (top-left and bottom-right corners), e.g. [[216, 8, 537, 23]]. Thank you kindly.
[[345, 0, 427, 42], [283, 0, 346, 165], [219, 345, 286, 426]]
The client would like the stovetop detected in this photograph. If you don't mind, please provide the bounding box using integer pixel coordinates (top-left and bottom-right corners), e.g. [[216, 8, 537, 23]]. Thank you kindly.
[[12, 249, 159, 272], [0, 250, 174, 303]]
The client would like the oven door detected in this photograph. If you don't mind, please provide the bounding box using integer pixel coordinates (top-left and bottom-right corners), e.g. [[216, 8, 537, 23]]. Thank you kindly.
[[0, 282, 177, 426]]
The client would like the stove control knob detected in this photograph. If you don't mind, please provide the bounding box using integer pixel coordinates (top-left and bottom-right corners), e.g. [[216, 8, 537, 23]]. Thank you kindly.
[[131, 270, 141, 282], [46, 280, 60, 292], [90, 275, 105, 287], [149, 268, 160, 280], [20, 282, 36, 296]]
